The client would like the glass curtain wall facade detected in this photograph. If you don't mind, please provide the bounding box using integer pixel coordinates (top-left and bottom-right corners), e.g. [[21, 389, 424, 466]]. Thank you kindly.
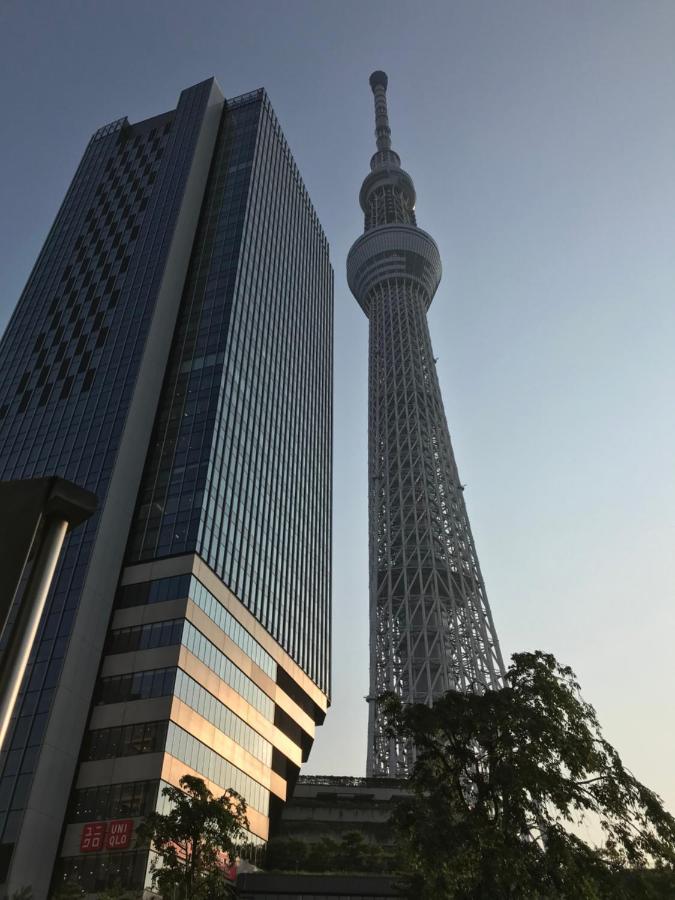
[[0, 80, 332, 896], [127, 91, 332, 692]]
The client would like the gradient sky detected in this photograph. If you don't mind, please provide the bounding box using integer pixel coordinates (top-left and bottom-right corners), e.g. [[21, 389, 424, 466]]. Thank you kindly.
[[1, 1, 674, 823]]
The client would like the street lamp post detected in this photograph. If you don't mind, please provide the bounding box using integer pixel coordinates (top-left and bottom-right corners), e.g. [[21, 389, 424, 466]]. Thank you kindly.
[[0, 477, 97, 749]]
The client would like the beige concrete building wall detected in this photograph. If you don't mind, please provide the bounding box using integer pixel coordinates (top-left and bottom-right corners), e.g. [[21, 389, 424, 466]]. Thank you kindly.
[[58, 553, 329, 877]]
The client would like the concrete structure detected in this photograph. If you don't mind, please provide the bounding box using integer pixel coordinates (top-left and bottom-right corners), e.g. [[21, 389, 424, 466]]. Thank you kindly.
[[0, 79, 332, 894], [242, 775, 404, 900], [276, 775, 404, 845], [347, 72, 504, 776], [238, 872, 400, 898]]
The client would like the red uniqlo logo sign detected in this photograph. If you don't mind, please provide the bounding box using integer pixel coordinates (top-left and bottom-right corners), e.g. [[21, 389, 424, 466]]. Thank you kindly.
[[79, 819, 134, 853], [80, 822, 106, 852], [105, 819, 134, 850]]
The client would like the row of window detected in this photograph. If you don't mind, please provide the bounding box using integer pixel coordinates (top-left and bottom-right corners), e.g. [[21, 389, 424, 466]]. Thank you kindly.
[[174, 669, 272, 766], [182, 621, 274, 720], [74, 724, 268, 819], [96, 667, 175, 705], [97, 623, 274, 725], [116, 572, 190, 607], [115, 573, 276, 678], [165, 721, 269, 815], [85, 672, 272, 770], [105, 618, 183, 655], [188, 576, 276, 678], [82, 720, 167, 761], [57, 850, 149, 891], [69, 778, 158, 822]]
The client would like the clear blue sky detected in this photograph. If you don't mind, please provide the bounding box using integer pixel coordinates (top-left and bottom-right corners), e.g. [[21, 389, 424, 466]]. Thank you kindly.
[[1, 1, 674, 820]]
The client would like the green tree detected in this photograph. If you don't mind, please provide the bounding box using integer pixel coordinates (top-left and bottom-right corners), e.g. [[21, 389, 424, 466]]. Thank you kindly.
[[137, 774, 248, 899], [305, 836, 339, 872], [265, 836, 309, 871], [382, 651, 675, 899], [333, 830, 369, 871], [95, 886, 141, 900]]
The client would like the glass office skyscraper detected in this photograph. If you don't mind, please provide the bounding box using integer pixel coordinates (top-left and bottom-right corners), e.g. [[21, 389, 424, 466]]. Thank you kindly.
[[0, 79, 332, 894]]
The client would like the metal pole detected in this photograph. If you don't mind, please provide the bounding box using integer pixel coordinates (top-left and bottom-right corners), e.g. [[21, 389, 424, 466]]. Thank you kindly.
[[0, 516, 69, 749]]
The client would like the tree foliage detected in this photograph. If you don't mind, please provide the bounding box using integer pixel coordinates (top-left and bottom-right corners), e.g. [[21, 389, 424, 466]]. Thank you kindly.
[[95, 887, 141, 900], [49, 880, 83, 900], [136, 775, 247, 899], [382, 651, 675, 899]]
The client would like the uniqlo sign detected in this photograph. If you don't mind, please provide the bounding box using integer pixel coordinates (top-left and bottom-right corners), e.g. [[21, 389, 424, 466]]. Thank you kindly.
[[79, 819, 134, 852], [79, 822, 106, 852], [105, 818, 134, 849]]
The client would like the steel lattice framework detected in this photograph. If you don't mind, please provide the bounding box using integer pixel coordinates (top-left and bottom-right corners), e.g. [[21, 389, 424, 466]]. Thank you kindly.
[[347, 72, 505, 777]]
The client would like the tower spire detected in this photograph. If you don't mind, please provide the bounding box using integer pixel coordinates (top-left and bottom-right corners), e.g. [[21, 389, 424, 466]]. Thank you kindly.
[[368, 70, 402, 172], [370, 70, 392, 152]]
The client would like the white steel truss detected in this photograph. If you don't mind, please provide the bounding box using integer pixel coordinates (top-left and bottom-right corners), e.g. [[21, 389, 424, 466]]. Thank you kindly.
[[347, 72, 505, 777]]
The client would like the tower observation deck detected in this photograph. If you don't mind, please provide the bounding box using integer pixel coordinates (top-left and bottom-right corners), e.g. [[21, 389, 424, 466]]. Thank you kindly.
[[347, 71, 505, 776]]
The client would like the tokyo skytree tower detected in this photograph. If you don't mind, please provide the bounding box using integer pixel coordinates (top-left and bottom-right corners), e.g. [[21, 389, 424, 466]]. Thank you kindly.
[[347, 72, 505, 776]]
